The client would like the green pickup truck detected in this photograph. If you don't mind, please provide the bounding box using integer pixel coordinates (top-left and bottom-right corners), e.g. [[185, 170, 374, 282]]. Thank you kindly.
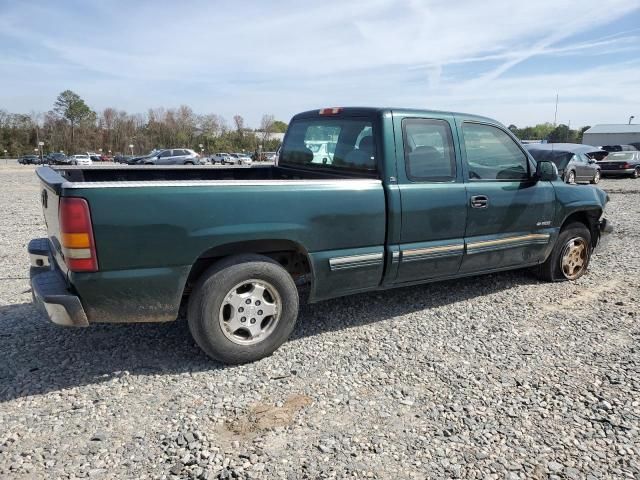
[[29, 107, 612, 363]]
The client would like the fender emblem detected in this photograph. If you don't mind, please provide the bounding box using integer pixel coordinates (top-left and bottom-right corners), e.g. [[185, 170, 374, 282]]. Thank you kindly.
[[536, 220, 551, 227]]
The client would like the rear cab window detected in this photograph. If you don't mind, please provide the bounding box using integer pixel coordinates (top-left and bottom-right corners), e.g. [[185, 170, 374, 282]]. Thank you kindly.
[[279, 113, 378, 177]]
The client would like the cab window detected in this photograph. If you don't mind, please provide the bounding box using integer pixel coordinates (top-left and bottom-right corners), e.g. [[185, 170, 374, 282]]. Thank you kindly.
[[280, 117, 377, 174], [462, 123, 529, 181], [402, 118, 456, 182]]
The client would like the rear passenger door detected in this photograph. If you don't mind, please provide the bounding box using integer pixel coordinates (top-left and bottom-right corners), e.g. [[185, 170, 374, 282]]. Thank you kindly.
[[458, 120, 556, 273], [393, 115, 467, 283]]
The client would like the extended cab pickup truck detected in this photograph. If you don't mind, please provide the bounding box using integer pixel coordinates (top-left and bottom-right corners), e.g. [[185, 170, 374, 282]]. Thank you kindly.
[[29, 107, 612, 363]]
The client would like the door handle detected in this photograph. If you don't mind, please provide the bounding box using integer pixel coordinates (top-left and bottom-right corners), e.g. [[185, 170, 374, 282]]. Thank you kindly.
[[470, 195, 488, 208]]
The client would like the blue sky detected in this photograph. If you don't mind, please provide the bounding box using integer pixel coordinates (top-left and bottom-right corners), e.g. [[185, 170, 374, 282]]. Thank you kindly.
[[0, 0, 639, 128]]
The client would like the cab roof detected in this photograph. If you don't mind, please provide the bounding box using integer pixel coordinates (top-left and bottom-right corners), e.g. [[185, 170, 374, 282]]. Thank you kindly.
[[292, 107, 499, 124]]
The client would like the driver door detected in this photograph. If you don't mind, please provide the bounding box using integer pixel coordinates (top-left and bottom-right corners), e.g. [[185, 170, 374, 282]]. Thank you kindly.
[[458, 120, 556, 273]]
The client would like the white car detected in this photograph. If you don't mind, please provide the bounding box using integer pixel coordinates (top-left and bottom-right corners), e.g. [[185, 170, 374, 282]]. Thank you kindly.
[[70, 154, 93, 166], [236, 155, 253, 166]]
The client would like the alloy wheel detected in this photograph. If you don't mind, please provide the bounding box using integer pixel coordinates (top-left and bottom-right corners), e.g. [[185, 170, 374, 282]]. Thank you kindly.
[[560, 237, 588, 280], [218, 279, 281, 345]]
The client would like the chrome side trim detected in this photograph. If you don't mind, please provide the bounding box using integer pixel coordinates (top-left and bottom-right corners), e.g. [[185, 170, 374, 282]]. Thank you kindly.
[[329, 252, 384, 271], [60, 179, 383, 189], [402, 243, 464, 262], [466, 233, 550, 254]]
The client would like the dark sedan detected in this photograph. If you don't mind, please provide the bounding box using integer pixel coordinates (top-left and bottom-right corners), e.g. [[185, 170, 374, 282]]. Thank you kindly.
[[598, 151, 640, 178], [18, 155, 40, 165], [525, 143, 604, 184]]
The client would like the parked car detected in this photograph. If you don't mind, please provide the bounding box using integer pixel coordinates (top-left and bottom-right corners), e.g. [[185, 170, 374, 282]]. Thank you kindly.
[[99, 154, 112, 162], [211, 153, 233, 164], [140, 148, 200, 165], [45, 152, 70, 165], [263, 151, 277, 162], [113, 154, 131, 164], [19, 155, 40, 165], [29, 107, 612, 364], [600, 145, 638, 152], [236, 154, 253, 166], [70, 154, 93, 166], [525, 143, 603, 184], [597, 151, 640, 178], [86, 152, 101, 162]]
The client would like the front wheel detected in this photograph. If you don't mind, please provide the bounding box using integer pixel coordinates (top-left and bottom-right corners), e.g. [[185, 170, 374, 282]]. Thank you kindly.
[[188, 254, 299, 364], [536, 222, 592, 282], [590, 170, 600, 184]]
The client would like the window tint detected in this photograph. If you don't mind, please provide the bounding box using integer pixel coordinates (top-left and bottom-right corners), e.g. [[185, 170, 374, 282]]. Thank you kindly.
[[462, 123, 529, 180], [280, 118, 376, 173], [402, 119, 456, 181], [159, 150, 172, 158]]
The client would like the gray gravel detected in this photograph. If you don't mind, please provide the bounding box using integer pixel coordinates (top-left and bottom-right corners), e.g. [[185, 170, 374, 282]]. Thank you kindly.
[[1, 164, 639, 479]]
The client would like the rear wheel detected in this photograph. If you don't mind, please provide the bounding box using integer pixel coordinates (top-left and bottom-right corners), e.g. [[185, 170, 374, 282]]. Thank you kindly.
[[187, 254, 299, 364], [184, 161, 194, 165], [566, 170, 576, 184], [633, 167, 640, 179], [590, 170, 600, 184], [536, 222, 592, 282]]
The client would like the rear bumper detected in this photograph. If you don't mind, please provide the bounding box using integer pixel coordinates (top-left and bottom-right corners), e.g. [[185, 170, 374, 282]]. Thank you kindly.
[[28, 238, 89, 327]]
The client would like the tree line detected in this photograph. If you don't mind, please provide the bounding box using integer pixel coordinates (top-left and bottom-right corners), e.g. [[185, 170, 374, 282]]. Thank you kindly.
[[0, 90, 594, 157], [508, 123, 591, 144], [0, 90, 288, 157]]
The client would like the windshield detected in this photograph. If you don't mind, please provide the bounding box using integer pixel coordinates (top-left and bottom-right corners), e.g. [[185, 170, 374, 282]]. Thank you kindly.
[[279, 117, 377, 174]]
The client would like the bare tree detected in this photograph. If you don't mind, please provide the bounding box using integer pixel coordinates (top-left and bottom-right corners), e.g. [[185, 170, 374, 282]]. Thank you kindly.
[[259, 114, 275, 149]]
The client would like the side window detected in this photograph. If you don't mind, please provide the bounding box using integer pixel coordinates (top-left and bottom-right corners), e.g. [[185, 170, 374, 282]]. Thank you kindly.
[[402, 119, 456, 182], [159, 150, 172, 158], [462, 123, 529, 181]]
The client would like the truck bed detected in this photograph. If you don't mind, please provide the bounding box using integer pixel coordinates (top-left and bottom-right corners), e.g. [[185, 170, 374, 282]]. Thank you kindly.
[[35, 165, 387, 323]]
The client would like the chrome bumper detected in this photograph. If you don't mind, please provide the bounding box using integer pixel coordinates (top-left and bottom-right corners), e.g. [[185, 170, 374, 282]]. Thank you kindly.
[[28, 238, 89, 327]]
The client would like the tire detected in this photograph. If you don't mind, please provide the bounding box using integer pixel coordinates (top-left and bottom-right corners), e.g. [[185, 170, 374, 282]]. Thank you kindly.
[[633, 167, 640, 179], [536, 222, 592, 282], [184, 161, 194, 165], [590, 170, 600, 184], [187, 254, 299, 364], [566, 170, 576, 184]]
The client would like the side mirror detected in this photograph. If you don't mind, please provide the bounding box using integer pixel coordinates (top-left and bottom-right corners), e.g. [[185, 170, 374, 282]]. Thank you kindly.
[[535, 160, 558, 181], [588, 159, 597, 164]]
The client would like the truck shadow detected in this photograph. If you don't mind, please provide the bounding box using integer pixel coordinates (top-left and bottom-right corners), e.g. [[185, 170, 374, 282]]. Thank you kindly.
[[0, 270, 537, 402]]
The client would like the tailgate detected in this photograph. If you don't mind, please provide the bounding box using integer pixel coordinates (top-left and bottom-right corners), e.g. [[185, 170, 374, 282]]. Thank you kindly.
[[36, 167, 69, 275]]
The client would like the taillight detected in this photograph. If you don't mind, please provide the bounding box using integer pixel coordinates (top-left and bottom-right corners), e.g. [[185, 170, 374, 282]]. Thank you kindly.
[[622, 162, 631, 168], [319, 107, 343, 115], [59, 197, 98, 272]]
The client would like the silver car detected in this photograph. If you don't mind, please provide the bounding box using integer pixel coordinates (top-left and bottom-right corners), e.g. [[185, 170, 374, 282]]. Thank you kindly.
[[142, 149, 200, 165]]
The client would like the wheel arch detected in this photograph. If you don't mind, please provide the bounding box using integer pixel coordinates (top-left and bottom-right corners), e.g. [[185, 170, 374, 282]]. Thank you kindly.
[[182, 239, 313, 302], [560, 208, 602, 247]]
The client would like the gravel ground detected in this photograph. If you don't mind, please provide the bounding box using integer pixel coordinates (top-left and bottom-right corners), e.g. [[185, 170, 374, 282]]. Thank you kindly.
[[1, 164, 638, 480]]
